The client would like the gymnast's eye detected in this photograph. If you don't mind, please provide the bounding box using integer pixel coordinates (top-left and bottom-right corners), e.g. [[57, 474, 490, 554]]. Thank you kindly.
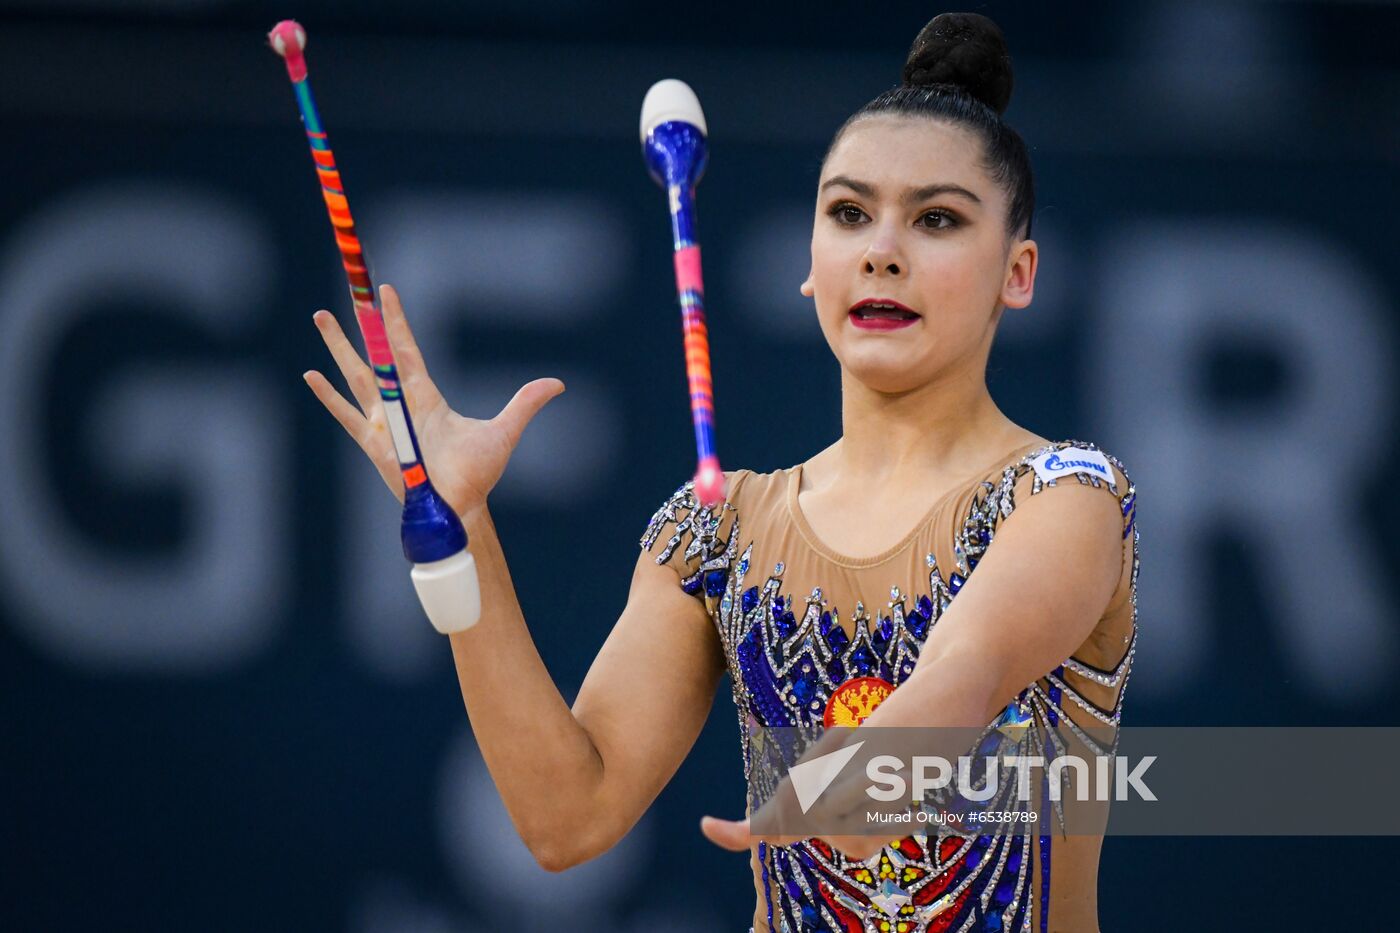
[[827, 202, 869, 226], [915, 209, 960, 230]]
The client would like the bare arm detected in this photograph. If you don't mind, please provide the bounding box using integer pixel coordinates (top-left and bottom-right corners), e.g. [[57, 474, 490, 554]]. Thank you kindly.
[[447, 505, 725, 871], [305, 283, 724, 871], [874, 466, 1127, 726]]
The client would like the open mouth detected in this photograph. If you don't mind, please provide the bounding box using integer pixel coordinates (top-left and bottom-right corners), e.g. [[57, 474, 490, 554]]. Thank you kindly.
[[849, 300, 920, 321]]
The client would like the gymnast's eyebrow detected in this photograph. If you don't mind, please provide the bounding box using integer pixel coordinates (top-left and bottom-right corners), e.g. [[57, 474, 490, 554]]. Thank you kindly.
[[820, 175, 982, 206], [820, 175, 876, 198], [904, 183, 982, 205]]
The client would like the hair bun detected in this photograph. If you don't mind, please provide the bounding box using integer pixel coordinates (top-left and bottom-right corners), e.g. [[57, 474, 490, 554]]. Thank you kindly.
[[901, 12, 1014, 116]]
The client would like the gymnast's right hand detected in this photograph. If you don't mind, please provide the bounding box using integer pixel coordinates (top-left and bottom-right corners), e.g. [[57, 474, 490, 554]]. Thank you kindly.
[[303, 282, 565, 517]]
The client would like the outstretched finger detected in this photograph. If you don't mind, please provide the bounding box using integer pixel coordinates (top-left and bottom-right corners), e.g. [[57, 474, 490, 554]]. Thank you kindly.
[[304, 369, 371, 448], [313, 310, 379, 416], [699, 815, 806, 853], [378, 284, 443, 411], [699, 815, 753, 852]]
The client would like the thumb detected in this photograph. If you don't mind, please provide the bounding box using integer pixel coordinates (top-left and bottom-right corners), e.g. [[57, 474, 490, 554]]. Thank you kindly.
[[700, 815, 753, 852], [493, 377, 565, 449]]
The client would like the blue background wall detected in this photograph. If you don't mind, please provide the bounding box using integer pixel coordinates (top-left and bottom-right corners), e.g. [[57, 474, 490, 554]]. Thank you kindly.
[[2, 1, 1396, 929]]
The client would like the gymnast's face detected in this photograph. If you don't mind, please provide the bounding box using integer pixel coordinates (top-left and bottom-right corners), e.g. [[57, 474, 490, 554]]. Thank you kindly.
[[805, 115, 1036, 395]]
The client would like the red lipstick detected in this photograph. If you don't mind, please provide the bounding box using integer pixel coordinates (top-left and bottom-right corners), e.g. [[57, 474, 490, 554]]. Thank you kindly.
[[848, 298, 921, 331]]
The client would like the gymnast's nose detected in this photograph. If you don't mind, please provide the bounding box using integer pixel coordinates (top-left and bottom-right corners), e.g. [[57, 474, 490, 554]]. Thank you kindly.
[[861, 229, 904, 277]]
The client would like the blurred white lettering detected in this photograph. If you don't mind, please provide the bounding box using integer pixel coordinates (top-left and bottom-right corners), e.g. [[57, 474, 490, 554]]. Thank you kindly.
[[1097, 223, 1394, 699], [338, 194, 626, 679], [0, 184, 286, 670]]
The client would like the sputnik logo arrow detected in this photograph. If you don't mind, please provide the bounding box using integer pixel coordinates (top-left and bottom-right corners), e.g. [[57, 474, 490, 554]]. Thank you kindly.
[[789, 740, 866, 814]]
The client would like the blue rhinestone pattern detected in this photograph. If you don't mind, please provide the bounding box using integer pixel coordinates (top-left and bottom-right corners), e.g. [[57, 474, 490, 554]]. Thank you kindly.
[[641, 441, 1140, 933]]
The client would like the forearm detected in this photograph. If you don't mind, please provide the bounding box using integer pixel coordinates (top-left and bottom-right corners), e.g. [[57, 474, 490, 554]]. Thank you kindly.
[[864, 653, 1006, 730], [445, 503, 604, 866]]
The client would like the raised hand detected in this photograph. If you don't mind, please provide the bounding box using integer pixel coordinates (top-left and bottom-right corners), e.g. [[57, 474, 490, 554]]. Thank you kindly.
[[303, 283, 565, 517]]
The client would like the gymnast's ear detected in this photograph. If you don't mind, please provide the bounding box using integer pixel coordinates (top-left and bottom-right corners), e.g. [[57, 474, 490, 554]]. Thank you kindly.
[[1000, 237, 1037, 310]]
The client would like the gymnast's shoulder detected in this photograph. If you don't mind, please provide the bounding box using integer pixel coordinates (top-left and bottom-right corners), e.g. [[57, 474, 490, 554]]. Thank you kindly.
[[716, 464, 791, 522]]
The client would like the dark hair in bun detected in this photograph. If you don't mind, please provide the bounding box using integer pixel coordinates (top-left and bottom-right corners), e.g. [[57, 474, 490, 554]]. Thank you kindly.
[[902, 13, 1013, 114], [825, 12, 1034, 238]]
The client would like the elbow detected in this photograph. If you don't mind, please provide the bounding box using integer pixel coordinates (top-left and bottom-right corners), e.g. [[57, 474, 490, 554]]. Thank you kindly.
[[525, 830, 601, 874], [525, 818, 619, 873], [520, 821, 579, 872], [530, 845, 577, 874]]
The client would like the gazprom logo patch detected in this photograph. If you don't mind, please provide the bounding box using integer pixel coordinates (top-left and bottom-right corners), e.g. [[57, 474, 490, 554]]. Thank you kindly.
[[1031, 446, 1113, 486]]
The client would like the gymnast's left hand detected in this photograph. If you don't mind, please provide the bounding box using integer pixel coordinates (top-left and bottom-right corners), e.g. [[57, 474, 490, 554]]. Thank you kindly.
[[701, 818, 887, 863], [303, 283, 566, 517], [699, 727, 896, 862]]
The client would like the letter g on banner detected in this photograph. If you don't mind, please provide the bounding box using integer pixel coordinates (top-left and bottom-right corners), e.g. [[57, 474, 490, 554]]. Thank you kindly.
[[0, 184, 286, 671]]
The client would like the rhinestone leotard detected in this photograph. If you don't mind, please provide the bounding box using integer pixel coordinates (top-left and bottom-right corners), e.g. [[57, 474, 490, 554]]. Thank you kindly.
[[640, 439, 1139, 933]]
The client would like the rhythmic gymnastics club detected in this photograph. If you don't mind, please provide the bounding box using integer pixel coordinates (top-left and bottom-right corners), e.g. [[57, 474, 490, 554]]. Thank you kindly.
[[640, 80, 725, 509], [268, 20, 481, 635]]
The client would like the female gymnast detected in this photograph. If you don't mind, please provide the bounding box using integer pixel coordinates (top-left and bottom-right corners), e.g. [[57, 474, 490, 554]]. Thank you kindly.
[[304, 12, 1139, 933]]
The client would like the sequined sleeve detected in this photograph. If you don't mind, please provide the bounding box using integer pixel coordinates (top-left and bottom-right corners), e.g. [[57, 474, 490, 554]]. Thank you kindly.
[[994, 440, 1140, 730], [639, 472, 742, 607], [1009, 438, 1134, 516], [989, 441, 1135, 607]]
